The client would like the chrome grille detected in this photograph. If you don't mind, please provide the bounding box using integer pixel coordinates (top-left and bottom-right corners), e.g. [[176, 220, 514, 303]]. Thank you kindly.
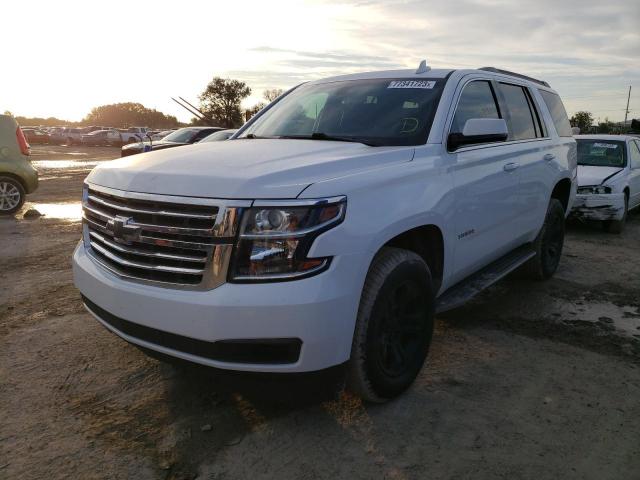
[[82, 184, 249, 289]]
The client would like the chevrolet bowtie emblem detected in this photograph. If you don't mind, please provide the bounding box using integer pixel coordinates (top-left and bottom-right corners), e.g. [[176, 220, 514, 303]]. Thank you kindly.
[[107, 215, 140, 244]]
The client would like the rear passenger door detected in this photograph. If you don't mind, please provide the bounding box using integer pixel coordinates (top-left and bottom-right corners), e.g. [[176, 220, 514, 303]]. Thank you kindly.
[[494, 81, 554, 238], [447, 78, 523, 283]]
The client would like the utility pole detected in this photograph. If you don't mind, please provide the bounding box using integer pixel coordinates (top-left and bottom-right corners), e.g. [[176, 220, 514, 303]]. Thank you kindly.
[[623, 86, 631, 127]]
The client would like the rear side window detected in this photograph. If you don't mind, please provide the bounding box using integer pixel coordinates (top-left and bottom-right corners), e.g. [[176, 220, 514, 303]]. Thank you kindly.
[[539, 90, 572, 137], [498, 83, 541, 140], [451, 81, 500, 135]]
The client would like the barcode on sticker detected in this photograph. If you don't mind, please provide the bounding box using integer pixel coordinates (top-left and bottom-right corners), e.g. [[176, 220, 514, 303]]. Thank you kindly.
[[388, 80, 436, 89], [593, 143, 619, 149]]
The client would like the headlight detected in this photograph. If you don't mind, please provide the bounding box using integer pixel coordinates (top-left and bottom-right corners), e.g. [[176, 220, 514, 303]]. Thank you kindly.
[[230, 197, 346, 281], [577, 186, 612, 195]]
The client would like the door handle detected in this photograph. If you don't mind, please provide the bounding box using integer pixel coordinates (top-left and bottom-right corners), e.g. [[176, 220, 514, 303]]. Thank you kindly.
[[503, 162, 520, 172], [544, 153, 556, 161]]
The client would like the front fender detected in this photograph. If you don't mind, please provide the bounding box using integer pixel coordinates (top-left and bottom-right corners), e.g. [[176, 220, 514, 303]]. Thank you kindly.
[[302, 150, 455, 287]]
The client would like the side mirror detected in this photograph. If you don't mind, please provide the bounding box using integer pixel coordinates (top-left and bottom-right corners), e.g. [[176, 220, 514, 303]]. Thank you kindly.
[[448, 118, 508, 151]]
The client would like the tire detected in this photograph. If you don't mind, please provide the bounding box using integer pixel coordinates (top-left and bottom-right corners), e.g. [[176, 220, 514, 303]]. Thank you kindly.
[[347, 247, 435, 402], [520, 198, 565, 280], [0, 176, 26, 215], [603, 193, 628, 234]]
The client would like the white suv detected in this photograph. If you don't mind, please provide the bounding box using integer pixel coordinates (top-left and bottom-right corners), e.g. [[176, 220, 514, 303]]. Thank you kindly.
[[73, 63, 577, 401]]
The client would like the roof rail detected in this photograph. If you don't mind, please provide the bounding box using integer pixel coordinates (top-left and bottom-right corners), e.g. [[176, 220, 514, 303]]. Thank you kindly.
[[479, 67, 550, 87]]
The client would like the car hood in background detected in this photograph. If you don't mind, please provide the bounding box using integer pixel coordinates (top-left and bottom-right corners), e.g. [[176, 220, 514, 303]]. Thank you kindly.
[[577, 165, 624, 187], [124, 140, 187, 151], [89, 139, 415, 199]]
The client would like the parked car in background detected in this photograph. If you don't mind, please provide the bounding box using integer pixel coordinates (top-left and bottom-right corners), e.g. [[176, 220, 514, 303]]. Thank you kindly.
[[571, 135, 640, 232], [82, 126, 109, 134], [120, 127, 223, 157], [21, 128, 50, 145], [52, 127, 85, 145], [0, 115, 38, 214], [48, 127, 66, 137], [150, 130, 173, 141], [75, 64, 577, 402], [119, 127, 150, 144], [81, 129, 122, 146], [198, 129, 237, 142]]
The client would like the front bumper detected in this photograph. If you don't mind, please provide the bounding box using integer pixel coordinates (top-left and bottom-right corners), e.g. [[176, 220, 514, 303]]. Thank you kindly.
[[570, 193, 625, 221], [73, 242, 366, 373]]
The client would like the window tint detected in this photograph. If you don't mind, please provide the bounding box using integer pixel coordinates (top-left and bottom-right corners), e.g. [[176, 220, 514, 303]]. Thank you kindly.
[[629, 141, 640, 169], [451, 81, 500, 135], [499, 83, 539, 140], [539, 90, 572, 137]]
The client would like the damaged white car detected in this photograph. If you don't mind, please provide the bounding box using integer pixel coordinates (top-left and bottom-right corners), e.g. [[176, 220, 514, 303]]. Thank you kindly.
[[572, 135, 640, 233]]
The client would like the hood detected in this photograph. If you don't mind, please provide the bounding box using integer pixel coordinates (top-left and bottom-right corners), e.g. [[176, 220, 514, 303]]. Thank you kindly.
[[577, 165, 624, 187], [88, 139, 415, 199]]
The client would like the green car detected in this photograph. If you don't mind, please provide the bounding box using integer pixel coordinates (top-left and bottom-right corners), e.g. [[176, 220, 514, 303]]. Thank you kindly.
[[0, 114, 38, 214]]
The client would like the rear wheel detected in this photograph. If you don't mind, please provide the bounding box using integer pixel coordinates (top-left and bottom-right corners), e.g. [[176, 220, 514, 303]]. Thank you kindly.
[[520, 198, 565, 280], [0, 177, 26, 215], [347, 247, 435, 402], [603, 193, 628, 234]]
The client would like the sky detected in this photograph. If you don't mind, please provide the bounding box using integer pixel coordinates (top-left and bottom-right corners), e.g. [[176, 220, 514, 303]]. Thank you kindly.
[[1, 0, 638, 124]]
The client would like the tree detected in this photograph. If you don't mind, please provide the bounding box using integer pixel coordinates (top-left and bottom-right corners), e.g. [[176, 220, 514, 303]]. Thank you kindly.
[[3, 110, 13, 117], [263, 88, 284, 103], [569, 111, 594, 133], [597, 118, 616, 134], [14, 115, 74, 127], [245, 102, 266, 121], [199, 78, 251, 128], [83, 102, 180, 128]]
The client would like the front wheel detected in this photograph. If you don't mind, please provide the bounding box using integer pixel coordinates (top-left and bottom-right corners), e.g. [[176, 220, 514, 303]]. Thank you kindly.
[[347, 247, 435, 402], [520, 198, 565, 280], [0, 176, 26, 215]]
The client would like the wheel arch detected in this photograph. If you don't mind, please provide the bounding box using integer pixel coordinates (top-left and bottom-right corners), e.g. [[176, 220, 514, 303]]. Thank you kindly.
[[378, 224, 445, 291], [551, 177, 572, 213], [0, 172, 28, 193]]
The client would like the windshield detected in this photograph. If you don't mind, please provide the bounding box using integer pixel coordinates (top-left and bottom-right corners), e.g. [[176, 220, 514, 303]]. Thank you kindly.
[[577, 140, 627, 167], [162, 128, 200, 143], [239, 78, 445, 146]]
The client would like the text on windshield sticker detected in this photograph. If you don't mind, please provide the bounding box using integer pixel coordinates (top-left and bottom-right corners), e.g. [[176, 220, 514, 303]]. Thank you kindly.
[[593, 143, 619, 149], [388, 80, 436, 89]]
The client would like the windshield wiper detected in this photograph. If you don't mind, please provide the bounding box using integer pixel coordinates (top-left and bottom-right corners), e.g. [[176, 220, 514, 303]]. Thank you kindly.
[[280, 132, 379, 146]]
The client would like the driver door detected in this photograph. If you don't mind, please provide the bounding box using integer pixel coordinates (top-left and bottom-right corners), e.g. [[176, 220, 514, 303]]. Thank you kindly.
[[447, 79, 523, 283]]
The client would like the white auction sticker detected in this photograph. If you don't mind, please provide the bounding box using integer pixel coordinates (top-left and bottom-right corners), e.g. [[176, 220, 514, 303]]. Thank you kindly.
[[593, 143, 619, 149], [388, 80, 436, 89]]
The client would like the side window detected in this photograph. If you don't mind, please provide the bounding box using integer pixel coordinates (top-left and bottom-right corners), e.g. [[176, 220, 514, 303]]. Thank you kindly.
[[539, 90, 572, 137], [451, 80, 500, 135], [630, 141, 640, 169], [498, 83, 540, 140]]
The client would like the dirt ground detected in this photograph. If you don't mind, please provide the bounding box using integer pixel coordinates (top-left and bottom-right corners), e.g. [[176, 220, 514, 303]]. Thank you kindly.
[[1, 145, 639, 480]]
